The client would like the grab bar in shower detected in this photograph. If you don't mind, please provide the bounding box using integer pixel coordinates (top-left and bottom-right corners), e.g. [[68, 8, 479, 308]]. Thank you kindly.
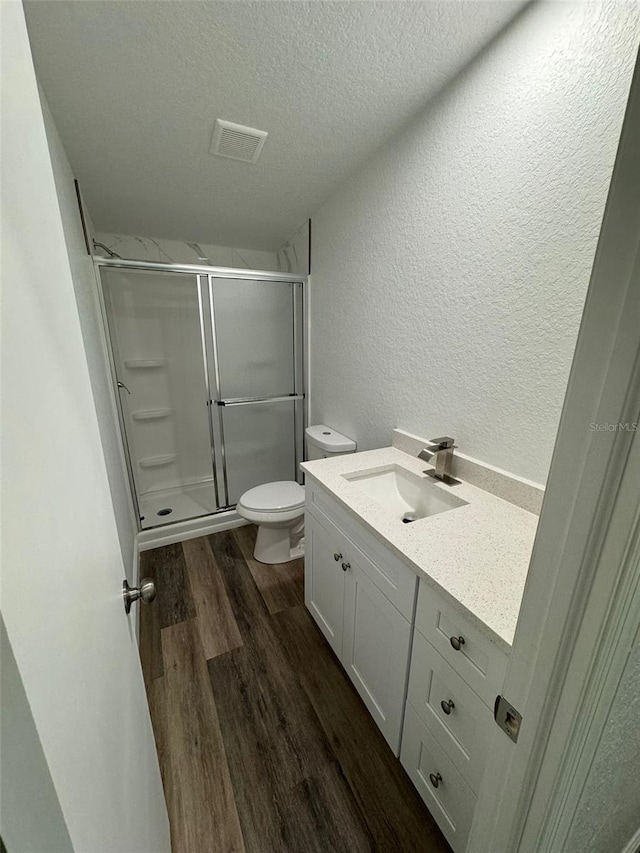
[[215, 394, 304, 407]]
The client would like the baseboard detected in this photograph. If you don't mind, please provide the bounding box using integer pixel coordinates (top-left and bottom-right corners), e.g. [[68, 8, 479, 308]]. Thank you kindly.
[[621, 827, 640, 853], [137, 509, 247, 552]]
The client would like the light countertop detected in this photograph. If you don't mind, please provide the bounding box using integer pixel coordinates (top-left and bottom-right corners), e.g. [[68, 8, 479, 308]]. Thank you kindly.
[[301, 447, 539, 650]]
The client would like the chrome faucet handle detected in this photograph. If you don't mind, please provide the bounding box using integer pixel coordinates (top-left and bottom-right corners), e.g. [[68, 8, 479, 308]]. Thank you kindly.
[[418, 438, 455, 461], [429, 436, 456, 449]]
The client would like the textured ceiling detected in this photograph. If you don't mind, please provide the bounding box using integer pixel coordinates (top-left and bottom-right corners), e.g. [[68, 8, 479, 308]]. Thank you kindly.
[[25, 1, 522, 250]]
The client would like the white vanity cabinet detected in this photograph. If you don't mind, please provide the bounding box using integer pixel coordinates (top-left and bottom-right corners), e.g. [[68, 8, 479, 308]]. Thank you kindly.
[[400, 582, 508, 852], [304, 482, 418, 754], [303, 475, 511, 853]]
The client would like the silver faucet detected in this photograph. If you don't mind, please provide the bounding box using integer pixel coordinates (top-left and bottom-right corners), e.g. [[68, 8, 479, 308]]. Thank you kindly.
[[418, 437, 461, 486]]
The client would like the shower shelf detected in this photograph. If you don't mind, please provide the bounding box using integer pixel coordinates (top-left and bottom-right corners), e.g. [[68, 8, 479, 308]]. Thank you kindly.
[[139, 454, 176, 468], [132, 408, 173, 421], [124, 359, 167, 368]]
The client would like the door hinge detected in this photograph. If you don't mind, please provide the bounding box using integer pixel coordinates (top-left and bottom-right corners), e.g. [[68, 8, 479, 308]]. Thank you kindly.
[[494, 695, 523, 743]]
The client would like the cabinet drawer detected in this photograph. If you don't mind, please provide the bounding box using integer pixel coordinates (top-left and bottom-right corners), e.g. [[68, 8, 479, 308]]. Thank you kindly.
[[407, 632, 494, 792], [307, 482, 418, 619], [401, 703, 476, 852], [415, 583, 507, 708]]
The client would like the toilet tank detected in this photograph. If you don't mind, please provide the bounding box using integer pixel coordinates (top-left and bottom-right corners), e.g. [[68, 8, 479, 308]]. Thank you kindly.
[[305, 424, 356, 460]]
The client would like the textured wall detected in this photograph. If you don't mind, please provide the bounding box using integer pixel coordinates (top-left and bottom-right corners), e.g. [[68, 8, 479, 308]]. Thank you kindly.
[[565, 637, 640, 853], [41, 97, 137, 575], [309, 1, 639, 484]]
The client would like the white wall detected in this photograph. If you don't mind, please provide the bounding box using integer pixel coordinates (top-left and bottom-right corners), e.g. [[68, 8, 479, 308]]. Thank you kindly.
[[41, 97, 136, 575], [309, 1, 640, 484]]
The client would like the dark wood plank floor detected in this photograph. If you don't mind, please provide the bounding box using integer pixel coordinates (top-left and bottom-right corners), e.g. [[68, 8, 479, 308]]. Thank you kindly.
[[140, 525, 451, 853]]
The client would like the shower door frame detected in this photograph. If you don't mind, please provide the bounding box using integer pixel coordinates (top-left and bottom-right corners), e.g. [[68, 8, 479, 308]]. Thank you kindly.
[[95, 257, 308, 532]]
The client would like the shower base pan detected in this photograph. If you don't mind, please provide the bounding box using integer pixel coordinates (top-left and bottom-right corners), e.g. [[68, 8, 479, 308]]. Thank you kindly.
[[138, 481, 218, 530]]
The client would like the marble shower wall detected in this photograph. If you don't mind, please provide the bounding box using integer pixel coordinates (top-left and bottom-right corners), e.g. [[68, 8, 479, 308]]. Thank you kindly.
[[94, 220, 310, 275], [93, 232, 278, 271], [275, 220, 310, 274]]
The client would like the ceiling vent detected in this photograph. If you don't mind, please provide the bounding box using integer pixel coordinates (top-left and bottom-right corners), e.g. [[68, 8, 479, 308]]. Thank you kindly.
[[210, 119, 267, 164]]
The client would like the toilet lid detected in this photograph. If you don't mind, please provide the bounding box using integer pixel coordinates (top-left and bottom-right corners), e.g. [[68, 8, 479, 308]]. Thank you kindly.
[[239, 481, 305, 513]]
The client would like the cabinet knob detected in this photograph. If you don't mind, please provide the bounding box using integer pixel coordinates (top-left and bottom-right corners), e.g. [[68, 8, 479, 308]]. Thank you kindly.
[[429, 772, 443, 789], [341, 562, 350, 572], [440, 699, 455, 715], [450, 635, 465, 651], [334, 552, 342, 562]]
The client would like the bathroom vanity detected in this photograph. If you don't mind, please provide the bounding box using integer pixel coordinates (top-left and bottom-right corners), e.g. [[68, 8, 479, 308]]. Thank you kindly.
[[301, 440, 539, 853]]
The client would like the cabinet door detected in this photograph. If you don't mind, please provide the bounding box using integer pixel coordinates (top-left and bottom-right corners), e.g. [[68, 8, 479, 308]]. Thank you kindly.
[[304, 512, 346, 657], [342, 560, 412, 754]]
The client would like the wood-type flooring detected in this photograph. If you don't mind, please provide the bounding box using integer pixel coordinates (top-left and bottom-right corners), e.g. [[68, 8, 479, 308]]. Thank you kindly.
[[139, 525, 451, 853]]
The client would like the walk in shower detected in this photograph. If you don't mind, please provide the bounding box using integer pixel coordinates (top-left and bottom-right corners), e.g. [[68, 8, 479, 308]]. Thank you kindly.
[[98, 261, 305, 530]]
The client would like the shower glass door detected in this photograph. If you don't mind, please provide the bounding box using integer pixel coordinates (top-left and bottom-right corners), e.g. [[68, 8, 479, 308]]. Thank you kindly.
[[102, 267, 218, 528], [209, 276, 303, 505]]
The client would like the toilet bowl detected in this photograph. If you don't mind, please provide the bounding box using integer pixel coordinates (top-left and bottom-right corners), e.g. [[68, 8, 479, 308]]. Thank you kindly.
[[237, 481, 306, 564], [236, 424, 356, 564]]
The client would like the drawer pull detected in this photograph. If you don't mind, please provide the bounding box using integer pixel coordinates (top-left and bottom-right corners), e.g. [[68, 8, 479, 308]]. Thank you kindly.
[[429, 772, 443, 789], [341, 562, 351, 572], [450, 635, 466, 651], [333, 552, 342, 561], [440, 699, 455, 715]]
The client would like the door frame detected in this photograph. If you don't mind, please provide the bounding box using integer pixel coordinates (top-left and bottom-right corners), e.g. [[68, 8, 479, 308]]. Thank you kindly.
[[95, 258, 308, 531], [468, 50, 640, 853]]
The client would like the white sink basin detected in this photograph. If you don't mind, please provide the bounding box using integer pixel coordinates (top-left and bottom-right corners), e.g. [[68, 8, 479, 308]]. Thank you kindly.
[[344, 464, 468, 523]]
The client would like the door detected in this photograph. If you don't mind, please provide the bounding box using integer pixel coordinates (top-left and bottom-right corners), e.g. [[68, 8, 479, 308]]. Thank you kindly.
[[101, 267, 219, 528], [1, 5, 170, 850], [304, 512, 346, 656], [342, 560, 412, 754], [210, 275, 303, 504]]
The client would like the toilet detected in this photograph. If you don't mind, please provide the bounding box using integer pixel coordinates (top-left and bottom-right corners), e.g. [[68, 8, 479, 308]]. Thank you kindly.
[[236, 424, 356, 564]]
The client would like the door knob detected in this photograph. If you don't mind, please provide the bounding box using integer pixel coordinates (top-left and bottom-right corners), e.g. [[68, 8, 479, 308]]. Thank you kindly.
[[334, 553, 342, 561], [117, 380, 131, 395], [441, 699, 455, 715], [123, 578, 156, 614], [450, 635, 465, 651], [341, 562, 350, 572], [429, 772, 443, 789]]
